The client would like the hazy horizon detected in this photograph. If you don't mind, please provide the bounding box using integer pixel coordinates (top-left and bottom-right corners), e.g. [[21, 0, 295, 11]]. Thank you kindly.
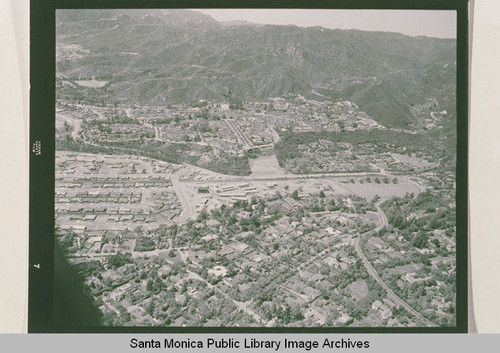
[[196, 9, 457, 39]]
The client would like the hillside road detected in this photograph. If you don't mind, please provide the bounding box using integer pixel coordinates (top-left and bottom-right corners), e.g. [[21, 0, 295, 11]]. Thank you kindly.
[[355, 201, 438, 327]]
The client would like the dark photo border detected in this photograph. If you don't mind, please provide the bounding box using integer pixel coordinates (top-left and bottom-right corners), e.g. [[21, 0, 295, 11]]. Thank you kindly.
[[29, 0, 469, 333]]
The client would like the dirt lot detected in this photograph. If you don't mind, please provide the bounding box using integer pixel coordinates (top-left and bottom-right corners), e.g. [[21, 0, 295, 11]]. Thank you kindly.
[[391, 153, 436, 169], [249, 154, 287, 177], [349, 279, 369, 301], [340, 179, 420, 200]]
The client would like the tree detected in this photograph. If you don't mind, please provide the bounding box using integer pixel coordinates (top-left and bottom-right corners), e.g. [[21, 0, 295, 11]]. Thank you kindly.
[[412, 231, 429, 249], [338, 121, 345, 131], [292, 189, 300, 200], [107, 252, 133, 268]]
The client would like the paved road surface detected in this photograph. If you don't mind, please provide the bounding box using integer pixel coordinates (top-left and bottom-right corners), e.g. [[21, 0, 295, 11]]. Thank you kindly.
[[355, 201, 438, 327], [171, 173, 197, 223]]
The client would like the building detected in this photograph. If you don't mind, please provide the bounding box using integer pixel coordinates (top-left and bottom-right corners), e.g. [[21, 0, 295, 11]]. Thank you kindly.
[[197, 185, 209, 193], [208, 265, 228, 278]]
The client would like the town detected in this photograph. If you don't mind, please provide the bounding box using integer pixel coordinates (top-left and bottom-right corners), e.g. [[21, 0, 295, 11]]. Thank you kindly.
[[55, 93, 456, 327]]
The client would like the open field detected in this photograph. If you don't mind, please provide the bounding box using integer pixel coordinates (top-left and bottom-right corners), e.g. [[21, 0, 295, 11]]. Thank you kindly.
[[340, 179, 421, 200], [249, 154, 288, 178], [391, 153, 436, 169], [75, 79, 108, 88]]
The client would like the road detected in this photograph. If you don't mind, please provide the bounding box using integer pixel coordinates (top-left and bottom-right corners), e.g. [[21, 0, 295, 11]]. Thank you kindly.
[[58, 24, 120, 39], [171, 173, 197, 223], [224, 119, 253, 148], [178, 169, 419, 187], [170, 160, 423, 227], [153, 126, 162, 141], [250, 126, 281, 150], [354, 201, 438, 327], [58, 112, 82, 140], [85, 106, 106, 120], [125, 108, 162, 142]]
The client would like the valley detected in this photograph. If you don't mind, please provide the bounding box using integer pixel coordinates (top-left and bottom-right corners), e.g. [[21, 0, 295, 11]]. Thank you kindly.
[[54, 9, 457, 328]]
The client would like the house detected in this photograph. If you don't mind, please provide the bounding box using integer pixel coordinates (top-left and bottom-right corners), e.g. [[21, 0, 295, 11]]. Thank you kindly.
[[72, 225, 87, 232], [273, 101, 289, 110], [402, 272, 425, 284], [208, 265, 228, 278], [325, 227, 341, 236], [371, 300, 383, 311], [82, 214, 97, 221], [201, 234, 218, 242], [368, 237, 387, 250], [379, 304, 392, 320], [335, 312, 353, 326], [416, 247, 434, 255]]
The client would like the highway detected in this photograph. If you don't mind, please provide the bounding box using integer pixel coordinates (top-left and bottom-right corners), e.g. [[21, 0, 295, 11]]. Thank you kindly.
[[178, 169, 420, 187]]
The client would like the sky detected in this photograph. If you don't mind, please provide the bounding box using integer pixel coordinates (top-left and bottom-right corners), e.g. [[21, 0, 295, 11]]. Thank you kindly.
[[196, 9, 456, 39]]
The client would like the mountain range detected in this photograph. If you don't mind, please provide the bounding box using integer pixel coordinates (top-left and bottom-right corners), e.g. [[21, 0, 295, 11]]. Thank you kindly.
[[56, 9, 456, 128]]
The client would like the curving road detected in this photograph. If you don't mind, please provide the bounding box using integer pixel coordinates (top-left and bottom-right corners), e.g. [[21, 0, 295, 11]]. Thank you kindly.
[[58, 112, 82, 140], [171, 173, 197, 223], [355, 201, 438, 327]]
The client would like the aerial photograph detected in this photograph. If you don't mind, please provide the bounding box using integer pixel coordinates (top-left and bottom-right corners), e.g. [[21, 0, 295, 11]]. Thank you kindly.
[[54, 9, 457, 328]]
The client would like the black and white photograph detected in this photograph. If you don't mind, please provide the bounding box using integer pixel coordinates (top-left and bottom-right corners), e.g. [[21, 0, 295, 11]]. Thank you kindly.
[[49, 7, 461, 329]]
